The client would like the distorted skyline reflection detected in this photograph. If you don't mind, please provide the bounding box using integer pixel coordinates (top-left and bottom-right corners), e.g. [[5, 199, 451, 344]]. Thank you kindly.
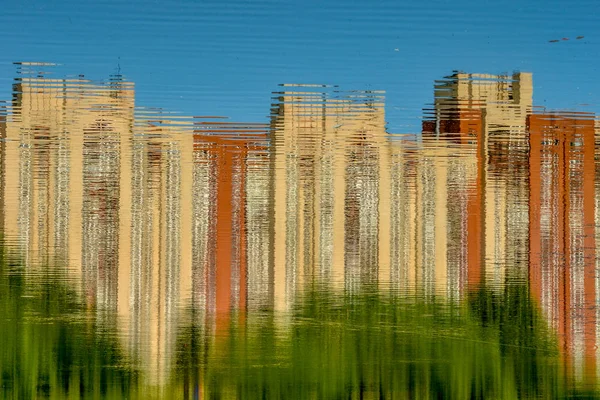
[[1, 62, 599, 393]]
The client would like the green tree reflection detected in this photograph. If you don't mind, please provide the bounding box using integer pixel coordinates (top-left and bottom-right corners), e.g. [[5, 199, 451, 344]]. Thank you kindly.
[[174, 287, 565, 399], [0, 245, 593, 399], [0, 250, 138, 399]]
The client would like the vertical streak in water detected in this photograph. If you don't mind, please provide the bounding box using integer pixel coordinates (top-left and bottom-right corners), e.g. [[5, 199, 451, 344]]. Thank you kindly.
[[284, 147, 299, 304], [81, 117, 121, 309], [417, 156, 436, 298], [317, 135, 334, 281], [245, 143, 272, 309], [192, 144, 212, 317], [569, 136, 585, 381], [54, 125, 70, 263], [162, 141, 181, 381], [35, 127, 49, 264], [446, 156, 468, 301], [299, 103, 316, 282], [0, 102, 5, 240], [130, 135, 146, 363], [230, 147, 242, 309], [17, 109, 32, 266], [595, 117, 600, 383], [389, 141, 408, 294]]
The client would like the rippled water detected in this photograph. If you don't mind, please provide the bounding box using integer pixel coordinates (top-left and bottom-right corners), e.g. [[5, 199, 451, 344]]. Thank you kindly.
[[1, 57, 600, 397]]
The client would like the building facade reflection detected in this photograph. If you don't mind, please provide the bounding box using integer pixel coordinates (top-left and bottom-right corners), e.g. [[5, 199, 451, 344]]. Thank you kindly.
[[422, 72, 533, 289], [529, 112, 597, 382], [2, 63, 600, 387], [270, 86, 391, 309]]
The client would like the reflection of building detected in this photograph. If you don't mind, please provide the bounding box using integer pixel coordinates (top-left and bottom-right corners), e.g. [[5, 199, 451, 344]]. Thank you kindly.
[[422, 72, 600, 383], [410, 140, 479, 299], [0, 102, 5, 236], [270, 86, 391, 308], [6, 63, 600, 390], [3, 64, 135, 303], [190, 122, 269, 326], [528, 112, 597, 383], [388, 137, 417, 294], [0, 64, 272, 384], [422, 72, 532, 288], [122, 116, 270, 382], [121, 116, 196, 382]]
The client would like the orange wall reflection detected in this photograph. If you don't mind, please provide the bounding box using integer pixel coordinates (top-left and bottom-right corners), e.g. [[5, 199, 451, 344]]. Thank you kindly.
[[2, 64, 600, 386]]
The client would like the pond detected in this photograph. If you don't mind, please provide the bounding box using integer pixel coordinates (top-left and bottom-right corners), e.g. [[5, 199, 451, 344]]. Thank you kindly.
[[0, 1, 599, 398]]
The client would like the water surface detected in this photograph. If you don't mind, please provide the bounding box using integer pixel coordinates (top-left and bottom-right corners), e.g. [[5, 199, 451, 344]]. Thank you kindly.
[[1, 63, 600, 398]]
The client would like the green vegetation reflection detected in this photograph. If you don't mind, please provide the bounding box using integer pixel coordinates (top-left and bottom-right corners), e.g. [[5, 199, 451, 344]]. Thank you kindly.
[[0, 250, 138, 399], [176, 286, 565, 399], [0, 246, 589, 399]]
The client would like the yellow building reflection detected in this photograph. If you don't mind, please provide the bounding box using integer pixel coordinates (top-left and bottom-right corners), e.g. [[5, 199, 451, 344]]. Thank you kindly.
[[270, 86, 391, 309], [423, 72, 533, 288], [3, 63, 600, 388]]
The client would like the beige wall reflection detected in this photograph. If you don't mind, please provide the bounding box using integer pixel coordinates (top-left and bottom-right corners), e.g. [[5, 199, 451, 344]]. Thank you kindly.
[[422, 72, 532, 289], [270, 86, 391, 310], [5, 63, 600, 388]]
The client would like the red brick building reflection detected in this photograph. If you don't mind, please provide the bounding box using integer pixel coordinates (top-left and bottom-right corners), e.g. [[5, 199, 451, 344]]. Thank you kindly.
[[192, 121, 268, 330], [528, 112, 596, 381]]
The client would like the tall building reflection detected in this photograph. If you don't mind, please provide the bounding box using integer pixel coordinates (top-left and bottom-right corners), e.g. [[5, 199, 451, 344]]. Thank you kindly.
[[422, 73, 598, 384], [2, 63, 600, 386], [423, 72, 533, 288], [4, 64, 135, 283], [190, 121, 269, 323], [0, 101, 6, 237], [270, 86, 391, 309], [529, 112, 597, 382]]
